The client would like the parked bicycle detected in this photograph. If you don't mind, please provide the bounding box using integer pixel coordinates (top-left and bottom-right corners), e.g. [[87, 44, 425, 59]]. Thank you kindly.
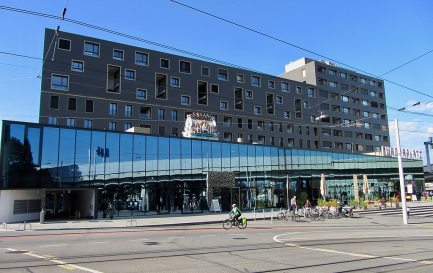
[[223, 216, 248, 230], [276, 209, 300, 222]]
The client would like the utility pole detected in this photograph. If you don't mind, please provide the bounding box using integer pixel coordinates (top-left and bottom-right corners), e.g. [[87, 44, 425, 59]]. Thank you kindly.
[[424, 137, 433, 173]]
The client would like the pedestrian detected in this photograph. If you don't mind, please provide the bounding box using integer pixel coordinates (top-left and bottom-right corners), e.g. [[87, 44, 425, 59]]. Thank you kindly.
[[290, 196, 297, 212], [305, 199, 312, 209]]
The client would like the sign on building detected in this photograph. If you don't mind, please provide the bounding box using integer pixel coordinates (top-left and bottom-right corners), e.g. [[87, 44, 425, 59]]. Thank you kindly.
[[380, 146, 422, 160], [182, 113, 219, 140]]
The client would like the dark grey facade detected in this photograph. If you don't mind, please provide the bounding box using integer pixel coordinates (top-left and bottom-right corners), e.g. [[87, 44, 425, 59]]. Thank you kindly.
[[40, 29, 390, 154]]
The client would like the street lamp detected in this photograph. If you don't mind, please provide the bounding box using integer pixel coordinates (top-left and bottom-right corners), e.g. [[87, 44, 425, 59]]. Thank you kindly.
[[424, 137, 433, 173]]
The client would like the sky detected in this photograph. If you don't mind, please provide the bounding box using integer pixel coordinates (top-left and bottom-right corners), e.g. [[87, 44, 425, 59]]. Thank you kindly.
[[0, 0, 432, 164]]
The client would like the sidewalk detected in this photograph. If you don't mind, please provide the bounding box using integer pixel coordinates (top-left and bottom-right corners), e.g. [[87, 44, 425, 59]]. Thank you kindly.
[[2, 203, 433, 232]]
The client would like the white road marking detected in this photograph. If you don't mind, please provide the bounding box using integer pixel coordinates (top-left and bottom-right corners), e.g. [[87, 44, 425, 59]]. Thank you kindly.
[[129, 238, 150, 242], [229, 234, 246, 236], [20, 250, 104, 273], [39, 244, 67, 248], [200, 235, 216, 237], [89, 241, 110, 244], [167, 236, 185, 239]]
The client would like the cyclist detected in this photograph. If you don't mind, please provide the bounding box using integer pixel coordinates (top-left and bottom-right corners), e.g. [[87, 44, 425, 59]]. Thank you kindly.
[[230, 204, 242, 223]]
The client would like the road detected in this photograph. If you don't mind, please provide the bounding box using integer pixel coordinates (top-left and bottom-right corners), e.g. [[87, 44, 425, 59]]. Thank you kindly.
[[1, 216, 433, 272]]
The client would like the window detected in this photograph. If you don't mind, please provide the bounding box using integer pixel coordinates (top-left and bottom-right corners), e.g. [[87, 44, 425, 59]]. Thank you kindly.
[[171, 77, 180, 87], [339, 72, 347, 79], [363, 111, 369, 117], [341, 95, 349, 102], [218, 68, 228, 81], [50, 96, 59, 109], [281, 82, 289, 93], [254, 106, 261, 115], [234, 87, 243, 110], [284, 111, 291, 119], [71, 60, 84, 72], [124, 123, 132, 130], [328, 69, 337, 76], [245, 90, 253, 99], [171, 110, 178, 121], [220, 101, 228, 110], [136, 88, 147, 100], [125, 105, 132, 117], [109, 122, 116, 131], [340, 83, 348, 91], [362, 100, 369, 106], [124, 69, 136, 80], [181, 95, 191, 105], [251, 75, 261, 87], [287, 138, 294, 147], [58, 38, 71, 50], [237, 118, 242, 128], [68, 98, 76, 111], [84, 119, 93, 129], [85, 100, 93, 113], [109, 103, 117, 116], [329, 81, 337, 88], [360, 78, 366, 84], [66, 118, 75, 127], [84, 41, 100, 57], [364, 122, 371, 129], [201, 66, 209, 76], [248, 119, 252, 129], [266, 93, 274, 114], [317, 66, 326, 73], [140, 107, 151, 120], [295, 98, 302, 118], [197, 81, 208, 105], [303, 101, 309, 108], [237, 74, 244, 83], [342, 107, 350, 114], [48, 116, 57, 125], [270, 122, 274, 131], [257, 120, 264, 130], [307, 87, 315, 97], [268, 80, 275, 89], [113, 49, 124, 60], [160, 58, 169, 69], [296, 86, 302, 94], [223, 117, 232, 127], [135, 51, 149, 66], [179, 60, 191, 74], [350, 74, 358, 81], [370, 91, 377, 97], [210, 84, 219, 93], [276, 96, 283, 104], [107, 65, 121, 93], [155, 74, 167, 100], [172, 127, 179, 136], [310, 115, 316, 122], [158, 109, 165, 120], [51, 74, 69, 91]]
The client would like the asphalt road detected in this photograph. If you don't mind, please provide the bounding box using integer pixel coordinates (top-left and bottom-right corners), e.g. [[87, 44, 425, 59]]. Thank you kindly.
[[1, 216, 433, 273]]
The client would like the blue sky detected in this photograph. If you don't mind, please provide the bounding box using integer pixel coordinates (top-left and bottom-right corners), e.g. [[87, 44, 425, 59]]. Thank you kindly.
[[0, 0, 432, 163]]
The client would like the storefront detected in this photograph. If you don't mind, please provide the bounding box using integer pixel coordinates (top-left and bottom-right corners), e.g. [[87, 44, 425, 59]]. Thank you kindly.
[[0, 121, 425, 222]]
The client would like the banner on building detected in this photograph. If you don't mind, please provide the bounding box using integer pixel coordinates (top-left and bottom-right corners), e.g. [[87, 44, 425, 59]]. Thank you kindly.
[[182, 113, 219, 140], [353, 175, 359, 202]]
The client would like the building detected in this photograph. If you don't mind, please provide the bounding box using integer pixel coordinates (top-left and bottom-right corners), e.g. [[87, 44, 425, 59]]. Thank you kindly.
[[0, 120, 424, 222], [0, 29, 423, 223], [40, 29, 390, 153]]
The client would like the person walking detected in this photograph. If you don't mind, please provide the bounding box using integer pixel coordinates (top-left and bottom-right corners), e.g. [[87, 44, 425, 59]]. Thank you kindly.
[[290, 196, 297, 212]]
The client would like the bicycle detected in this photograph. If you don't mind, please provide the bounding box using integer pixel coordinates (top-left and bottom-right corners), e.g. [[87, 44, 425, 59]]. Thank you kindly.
[[223, 215, 247, 230], [276, 209, 300, 222]]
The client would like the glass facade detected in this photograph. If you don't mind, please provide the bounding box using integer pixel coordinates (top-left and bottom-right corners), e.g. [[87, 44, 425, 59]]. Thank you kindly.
[[0, 121, 424, 215]]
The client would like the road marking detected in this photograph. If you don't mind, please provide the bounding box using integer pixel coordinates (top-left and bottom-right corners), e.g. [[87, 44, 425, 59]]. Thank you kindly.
[[21, 251, 104, 273], [229, 234, 246, 236], [43, 255, 56, 258], [58, 264, 75, 270], [129, 238, 150, 242], [40, 244, 67, 248], [200, 235, 216, 237], [383, 256, 416, 262], [89, 241, 110, 244], [167, 236, 185, 239]]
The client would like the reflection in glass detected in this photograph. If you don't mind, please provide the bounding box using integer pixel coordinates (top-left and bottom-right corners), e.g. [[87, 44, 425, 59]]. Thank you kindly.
[[75, 130, 91, 182], [27, 127, 40, 166], [106, 133, 120, 184], [133, 135, 146, 182], [58, 128, 76, 184], [90, 131, 105, 182], [158, 138, 169, 181], [146, 136, 158, 182], [41, 127, 59, 185], [119, 133, 133, 181]]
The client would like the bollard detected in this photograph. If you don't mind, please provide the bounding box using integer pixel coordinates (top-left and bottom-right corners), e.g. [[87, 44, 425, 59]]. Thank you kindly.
[[40, 209, 45, 224], [263, 209, 265, 220]]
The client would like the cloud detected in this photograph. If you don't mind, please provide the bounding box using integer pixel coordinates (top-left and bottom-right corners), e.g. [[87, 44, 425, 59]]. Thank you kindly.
[[404, 100, 433, 113]]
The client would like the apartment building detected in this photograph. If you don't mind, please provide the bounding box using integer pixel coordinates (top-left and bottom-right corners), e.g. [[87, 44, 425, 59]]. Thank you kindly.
[[40, 29, 389, 154]]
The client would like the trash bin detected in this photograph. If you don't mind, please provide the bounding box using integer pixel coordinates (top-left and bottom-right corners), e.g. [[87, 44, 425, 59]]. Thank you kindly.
[[40, 209, 45, 224]]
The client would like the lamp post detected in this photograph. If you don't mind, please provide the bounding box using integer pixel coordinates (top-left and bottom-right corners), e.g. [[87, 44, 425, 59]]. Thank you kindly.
[[424, 137, 433, 173], [395, 119, 408, 225]]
